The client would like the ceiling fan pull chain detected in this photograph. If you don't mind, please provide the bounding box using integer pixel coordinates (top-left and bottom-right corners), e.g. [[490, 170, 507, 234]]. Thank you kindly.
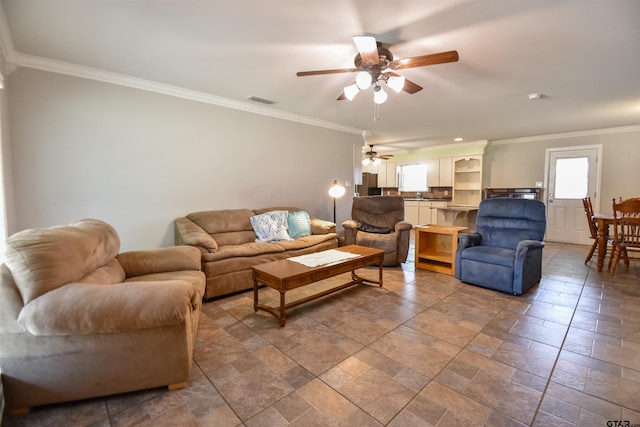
[[374, 102, 381, 122]]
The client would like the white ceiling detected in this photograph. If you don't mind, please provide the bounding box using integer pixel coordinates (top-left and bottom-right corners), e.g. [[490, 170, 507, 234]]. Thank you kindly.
[[2, 0, 639, 153]]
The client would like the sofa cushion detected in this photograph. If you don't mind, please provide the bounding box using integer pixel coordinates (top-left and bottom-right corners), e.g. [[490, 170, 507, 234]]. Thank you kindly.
[[272, 233, 338, 251], [4, 219, 120, 304], [77, 259, 126, 284], [459, 245, 516, 268], [187, 209, 254, 234], [288, 211, 311, 238], [17, 280, 198, 336], [201, 241, 285, 262], [250, 210, 293, 242]]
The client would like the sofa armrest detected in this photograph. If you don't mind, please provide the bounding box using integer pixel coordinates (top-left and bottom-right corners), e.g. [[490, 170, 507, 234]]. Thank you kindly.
[[117, 246, 202, 278], [394, 221, 413, 232], [341, 219, 358, 230], [515, 240, 545, 260], [174, 217, 218, 252], [17, 280, 199, 336], [311, 217, 336, 234], [458, 233, 482, 250]]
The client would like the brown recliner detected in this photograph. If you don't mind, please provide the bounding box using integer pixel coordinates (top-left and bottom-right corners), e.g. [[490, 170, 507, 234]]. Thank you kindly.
[[342, 196, 412, 266]]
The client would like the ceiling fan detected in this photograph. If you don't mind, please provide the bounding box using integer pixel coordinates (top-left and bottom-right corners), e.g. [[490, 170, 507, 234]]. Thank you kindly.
[[362, 144, 392, 165], [296, 35, 459, 103]]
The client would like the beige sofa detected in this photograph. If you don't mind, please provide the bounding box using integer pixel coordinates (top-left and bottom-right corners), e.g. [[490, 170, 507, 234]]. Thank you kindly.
[[0, 219, 206, 413], [174, 207, 338, 299]]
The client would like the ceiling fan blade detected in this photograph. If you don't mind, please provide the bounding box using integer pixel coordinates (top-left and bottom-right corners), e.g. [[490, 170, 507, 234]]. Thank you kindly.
[[379, 155, 394, 159], [352, 35, 379, 66], [401, 77, 423, 94], [297, 68, 359, 77], [388, 50, 459, 70]]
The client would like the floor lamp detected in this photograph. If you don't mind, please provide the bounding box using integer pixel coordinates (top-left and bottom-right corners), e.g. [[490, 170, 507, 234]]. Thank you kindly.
[[328, 180, 346, 224]]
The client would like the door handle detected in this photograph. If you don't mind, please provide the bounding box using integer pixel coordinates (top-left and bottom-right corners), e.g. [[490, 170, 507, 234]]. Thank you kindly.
[[548, 193, 554, 203]]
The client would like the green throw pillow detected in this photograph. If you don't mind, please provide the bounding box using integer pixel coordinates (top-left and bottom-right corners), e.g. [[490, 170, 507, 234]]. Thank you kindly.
[[288, 211, 311, 238]]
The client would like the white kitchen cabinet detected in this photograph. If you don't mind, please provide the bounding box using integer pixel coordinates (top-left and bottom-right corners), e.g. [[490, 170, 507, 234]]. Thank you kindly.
[[439, 157, 452, 186], [405, 200, 447, 226], [378, 162, 397, 187], [426, 158, 439, 187], [404, 201, 419, 226], [419, 203, 432, 226], [425, 157, 452, 188]]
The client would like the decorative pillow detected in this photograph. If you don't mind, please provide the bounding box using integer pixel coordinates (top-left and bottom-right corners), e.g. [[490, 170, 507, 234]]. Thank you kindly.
[[288, 211, 311, 238], [250, 210, 293, 242], [357, 220, 391, 234]]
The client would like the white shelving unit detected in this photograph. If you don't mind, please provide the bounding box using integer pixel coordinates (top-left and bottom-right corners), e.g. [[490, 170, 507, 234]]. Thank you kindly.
[[452, 156, 483, 206]]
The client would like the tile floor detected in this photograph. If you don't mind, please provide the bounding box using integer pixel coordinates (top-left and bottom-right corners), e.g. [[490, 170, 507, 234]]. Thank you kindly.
[[3, 241, 640, 426]]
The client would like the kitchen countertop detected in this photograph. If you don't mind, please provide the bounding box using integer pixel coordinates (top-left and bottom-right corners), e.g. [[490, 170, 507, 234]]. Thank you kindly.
[[403, 198, 452, 202]]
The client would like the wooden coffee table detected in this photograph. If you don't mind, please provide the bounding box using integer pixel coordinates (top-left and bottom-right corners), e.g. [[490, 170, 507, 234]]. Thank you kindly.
[[252, 245, 384, 326]]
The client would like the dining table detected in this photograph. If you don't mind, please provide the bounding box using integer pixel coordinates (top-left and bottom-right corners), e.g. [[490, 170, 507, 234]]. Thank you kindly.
[[592, 213, 615, 271]]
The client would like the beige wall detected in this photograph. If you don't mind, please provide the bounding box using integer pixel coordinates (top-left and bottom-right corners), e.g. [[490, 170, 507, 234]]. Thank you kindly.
[[5, 67, 639, 250], [7, 68, 360, 250], [485, 129, 640, 211]]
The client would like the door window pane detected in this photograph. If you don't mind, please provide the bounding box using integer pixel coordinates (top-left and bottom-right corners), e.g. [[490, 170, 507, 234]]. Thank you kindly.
[[555, 157, 588, 199]]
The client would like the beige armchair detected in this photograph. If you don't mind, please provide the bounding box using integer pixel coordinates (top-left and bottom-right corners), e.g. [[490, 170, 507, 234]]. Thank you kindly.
[[342, 196, 412, 266], [0, 219, 205, 413]]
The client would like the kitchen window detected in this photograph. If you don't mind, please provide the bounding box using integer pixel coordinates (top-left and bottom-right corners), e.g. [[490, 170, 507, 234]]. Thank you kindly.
[[398, 164, 428, 192]]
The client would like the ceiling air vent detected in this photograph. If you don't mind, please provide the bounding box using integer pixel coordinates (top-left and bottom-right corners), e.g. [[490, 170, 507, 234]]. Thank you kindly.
[[247, 96, 277, 105]]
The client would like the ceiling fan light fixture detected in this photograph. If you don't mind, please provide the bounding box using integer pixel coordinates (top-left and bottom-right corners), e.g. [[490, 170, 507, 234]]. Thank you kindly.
[[373, 157, 382, 166], [355, 71, 372, 90], [373, 85, 388, 104], [362, 157, 371, 165], [344, 83, 359, 101], [386, 75, 405, 93]]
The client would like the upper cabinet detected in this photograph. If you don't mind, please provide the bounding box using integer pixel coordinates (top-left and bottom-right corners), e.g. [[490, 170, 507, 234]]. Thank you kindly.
[[452, 155, 483, 206], [426, 157, 452, 187], [439, 157, 452, 187], [378, 162, 397, 187]]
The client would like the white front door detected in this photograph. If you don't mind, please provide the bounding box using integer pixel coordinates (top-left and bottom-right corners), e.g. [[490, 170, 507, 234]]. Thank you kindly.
[[545, 146, 601, 244]]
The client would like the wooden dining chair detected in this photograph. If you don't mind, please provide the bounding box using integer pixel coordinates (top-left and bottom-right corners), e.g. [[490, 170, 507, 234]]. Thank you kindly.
[[582, 196, 610, 265], [609, 197, 640, 276]]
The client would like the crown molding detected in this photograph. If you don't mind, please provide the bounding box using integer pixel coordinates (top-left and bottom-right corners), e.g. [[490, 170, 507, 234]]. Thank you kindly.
[[12, 52, 364, 136], [0, 4, 16, 65], [490, 125, 640, 145], [0, 2, 363, 135]]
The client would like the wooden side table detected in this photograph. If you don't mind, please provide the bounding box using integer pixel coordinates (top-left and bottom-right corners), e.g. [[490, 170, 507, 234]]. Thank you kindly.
[[415, 225, 468, 275]]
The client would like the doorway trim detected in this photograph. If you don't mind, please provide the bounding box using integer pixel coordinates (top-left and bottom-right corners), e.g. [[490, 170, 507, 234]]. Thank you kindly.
[[543, 144, 603, 242]]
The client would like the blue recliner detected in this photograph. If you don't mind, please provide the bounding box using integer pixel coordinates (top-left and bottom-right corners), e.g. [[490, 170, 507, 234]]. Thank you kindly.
[[455, 198, 546, 295]]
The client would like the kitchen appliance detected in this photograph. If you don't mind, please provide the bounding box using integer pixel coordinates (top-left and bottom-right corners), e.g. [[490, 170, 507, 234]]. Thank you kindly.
[[484, 188, 543, 200], [356, 172, 381, 196]]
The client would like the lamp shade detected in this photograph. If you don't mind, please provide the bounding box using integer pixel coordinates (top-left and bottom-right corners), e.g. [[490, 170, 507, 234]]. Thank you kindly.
[[373, 86, 388, 104], [386, 75, 405, 93], [328, 180, 346, 198], [343, 83, 359, 101], [355, 71, 372, 90]]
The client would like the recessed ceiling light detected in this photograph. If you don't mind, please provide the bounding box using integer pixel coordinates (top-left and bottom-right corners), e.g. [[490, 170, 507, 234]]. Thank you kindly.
[[454, 137, 463, 142], [528, 92, 542, 100]]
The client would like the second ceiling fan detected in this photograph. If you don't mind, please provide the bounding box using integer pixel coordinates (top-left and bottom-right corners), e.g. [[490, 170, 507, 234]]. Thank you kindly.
[[362, 144, 392, 165], [296, 35, 459, 103]]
